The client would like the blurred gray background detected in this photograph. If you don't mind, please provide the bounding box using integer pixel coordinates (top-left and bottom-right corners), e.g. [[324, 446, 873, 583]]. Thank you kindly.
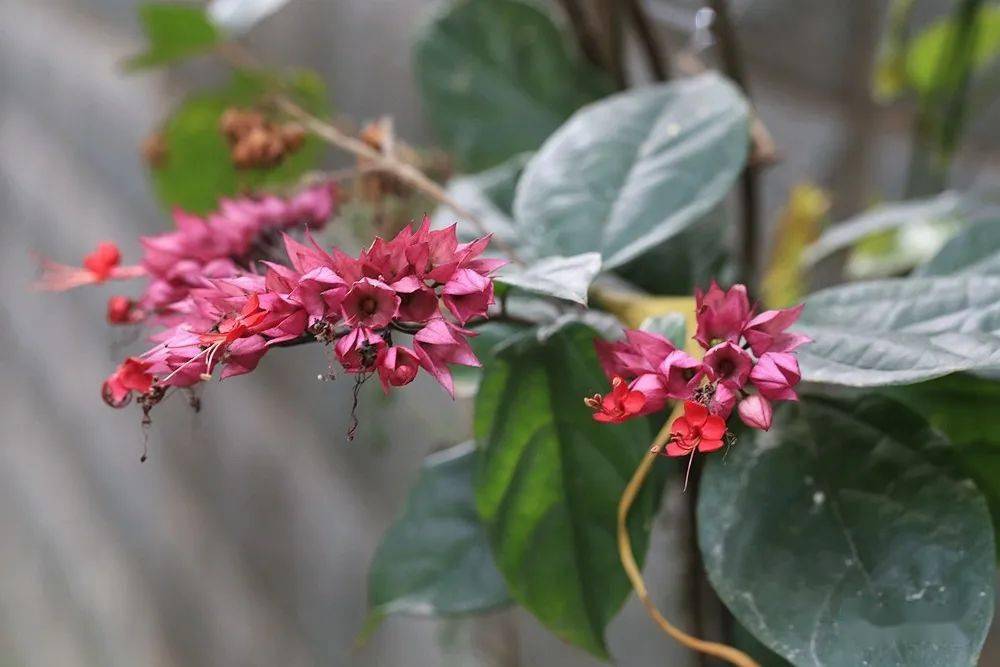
[[2, 1, 999, 666]]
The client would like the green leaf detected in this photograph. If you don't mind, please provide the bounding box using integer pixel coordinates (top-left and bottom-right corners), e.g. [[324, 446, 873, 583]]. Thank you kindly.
[[796, 276, 1000, 386], [208, 0, 291, 33], [413, 0, 612, 171], [917, 217, 1000, 276], [885, 374, 1000, 558], [151, 70, 326, 212], [368, 442, 510, 625], [699, 396, 996, 667], [639, 312, 686, 348], [452, 320, 528, 396], [474, 321, 661, 658], [801, 191, 968, 268], [431, 153, 532, 248], [906, 5, 1000, 96], [127, 3, 220, 70], [614, 205, 734, 295], [495, 253, 602, 305], [884, 373, 1000, 448], [513, 73, 750, 269]]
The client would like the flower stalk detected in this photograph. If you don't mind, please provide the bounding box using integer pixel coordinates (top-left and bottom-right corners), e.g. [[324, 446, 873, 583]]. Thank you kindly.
[[617, 402, 759, 667]]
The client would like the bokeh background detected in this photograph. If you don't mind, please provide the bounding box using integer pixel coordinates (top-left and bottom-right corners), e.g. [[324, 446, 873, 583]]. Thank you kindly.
[[2, 1, 999, 665]]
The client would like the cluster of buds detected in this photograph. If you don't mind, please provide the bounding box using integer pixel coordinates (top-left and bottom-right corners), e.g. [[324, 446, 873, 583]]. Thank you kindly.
[[37, 183, 338, 328], [219, 107, 306, 169], [587, 282, 809, 463]]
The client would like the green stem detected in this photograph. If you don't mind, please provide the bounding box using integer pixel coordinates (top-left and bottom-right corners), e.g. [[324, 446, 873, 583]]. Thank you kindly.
[[906, 0, 985, 197]]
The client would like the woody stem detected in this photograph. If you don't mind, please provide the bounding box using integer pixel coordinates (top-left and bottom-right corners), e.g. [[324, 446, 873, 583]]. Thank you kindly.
[[617, 403, 759, 667]]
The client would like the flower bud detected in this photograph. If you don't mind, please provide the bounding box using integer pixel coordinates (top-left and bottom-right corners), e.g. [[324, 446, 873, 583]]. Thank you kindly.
[[738, 394, 773, 431], [106, 295, 137, 325]]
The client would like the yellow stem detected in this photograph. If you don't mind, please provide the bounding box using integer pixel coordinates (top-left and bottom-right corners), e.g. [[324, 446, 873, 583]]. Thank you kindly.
[[618, 403, 759, 667]]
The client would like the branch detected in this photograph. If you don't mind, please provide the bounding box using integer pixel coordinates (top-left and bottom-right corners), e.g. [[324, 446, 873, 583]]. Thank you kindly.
[[214, 43, 525, 264], [617, 403, 759, 667], [708, 0, 760, 289], [626, 0, 669, 81], [597, 0, 627, 89], [555, 0, 607, 71], [276, 97, 524, 264]]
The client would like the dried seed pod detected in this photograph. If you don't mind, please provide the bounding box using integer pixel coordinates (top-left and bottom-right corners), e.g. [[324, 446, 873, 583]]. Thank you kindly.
[[219, 107, 265, 144], [280, 123, 306, 152], [140, 131, 168, 169]]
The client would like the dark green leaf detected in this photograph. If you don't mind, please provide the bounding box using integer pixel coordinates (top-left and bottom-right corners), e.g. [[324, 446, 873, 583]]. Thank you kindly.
[[474, 321, 661, 658], [615, 205, 734, 294], [917, 217, 1000, 276], [127, 3, 220, 70], [699, 396, 995, 667], [513, 73, 749, 269], [797, 276, 1000, 386], [885, 374, 1000, 558], [884, 373, 1000, 447], [151, 70, 326, 212], [368, 442, 510, 622], [496, 253, 602, 305], [452, 320, 529, 396], [413, 0, 612, 171]]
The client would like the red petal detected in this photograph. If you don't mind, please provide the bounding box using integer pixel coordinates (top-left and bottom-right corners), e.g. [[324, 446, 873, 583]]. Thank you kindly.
[[684, 401, 708, 426], [701, 415, 727, 440], [665, 441, 691, 457], [671, 417, 692, 437], [699, 438, 725, 453], [623, 390, 646, 414]]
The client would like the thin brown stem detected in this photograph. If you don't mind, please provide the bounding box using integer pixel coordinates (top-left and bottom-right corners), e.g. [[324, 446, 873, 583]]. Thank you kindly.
[[626, 0, 669, 81], [555, 0, 606, 71], [213, 41, 524, 264], [708, 0, 759, 289], [276, 97, 524, 264], [598, 0, 627, 89], [617, 405, 758, 667]]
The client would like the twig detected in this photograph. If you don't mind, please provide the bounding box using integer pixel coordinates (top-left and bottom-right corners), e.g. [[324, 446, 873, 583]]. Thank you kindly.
[[708, 0, 759, 289], [276, 97, 524, 264], [626, 0, 669, 81], [597, 0, 627, 89], [213, 42, 524, 264], [555, 0, 607, 71], [617, 403, 758, 667]]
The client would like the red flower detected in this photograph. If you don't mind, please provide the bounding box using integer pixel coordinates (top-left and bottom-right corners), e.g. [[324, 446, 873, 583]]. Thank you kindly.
[[376, 345, 421, 392], [665, 401, 727, 457], [101, 357, 154, 407], [82, 241, 122, 281], [106, 295, 142, 325], [585, 377, 647, 424]]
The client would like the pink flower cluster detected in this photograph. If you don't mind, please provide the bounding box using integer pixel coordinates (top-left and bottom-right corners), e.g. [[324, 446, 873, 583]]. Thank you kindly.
[[588, 282, 809, 449], [37, 183, 338, 325], [100, 217, 501, 411]]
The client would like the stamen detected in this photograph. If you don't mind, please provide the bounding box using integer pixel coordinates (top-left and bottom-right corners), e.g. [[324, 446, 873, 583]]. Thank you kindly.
[[202, 340, 225, 380], [683, 448, 697, 492], [161, 343, 216, 384]]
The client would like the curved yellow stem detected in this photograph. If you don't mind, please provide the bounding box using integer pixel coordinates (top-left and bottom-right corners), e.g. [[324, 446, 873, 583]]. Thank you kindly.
[[618, 404, 759, 667]]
